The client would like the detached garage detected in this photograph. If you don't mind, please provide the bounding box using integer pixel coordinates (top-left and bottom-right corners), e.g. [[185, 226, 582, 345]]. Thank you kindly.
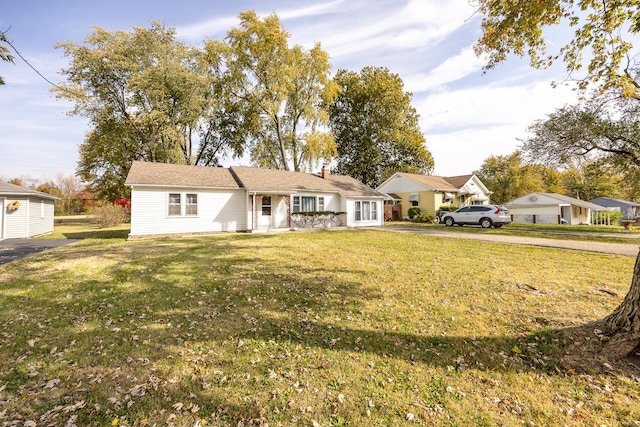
[[505, 192, 607, 225], [0, 181, 58, 240]]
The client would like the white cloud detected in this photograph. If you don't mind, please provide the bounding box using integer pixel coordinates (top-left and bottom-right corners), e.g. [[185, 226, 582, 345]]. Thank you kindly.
[[404, 46, 486, 93], [419, 80, 580, 175], [177, 0, 347, 42]]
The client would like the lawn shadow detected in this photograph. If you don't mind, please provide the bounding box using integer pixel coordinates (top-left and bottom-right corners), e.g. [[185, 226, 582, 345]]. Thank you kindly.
[[2, 231, 638, 424]]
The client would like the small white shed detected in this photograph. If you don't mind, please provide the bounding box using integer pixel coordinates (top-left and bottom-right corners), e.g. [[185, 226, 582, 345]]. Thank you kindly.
[[0, 181, 59, 239], [505, 192, 607, 225]]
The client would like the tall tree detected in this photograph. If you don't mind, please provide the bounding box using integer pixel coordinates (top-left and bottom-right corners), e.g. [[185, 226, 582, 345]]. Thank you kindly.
[[0, 30, 15, 85], [561, 160, 629, 200], [55, 22, 238, 200], [475, 0, 640, 360], [54, 173, 86, 215], [204, 11, 337, 172], [523, 93, 640, 171], [329, 67, 434, 188]]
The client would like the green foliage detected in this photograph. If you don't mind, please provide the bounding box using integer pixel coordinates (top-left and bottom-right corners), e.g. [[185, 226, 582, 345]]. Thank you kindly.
[[292, 211, 346, 217], [438, 205, 459, 212], [0, 31, 15, 86], [329, 66, 434, 187], [474, 0, 640, 96], [412, 212, 434, 223], [92, 203, 129, 228], [204, 11, 337, 172], [609, 210, 623, 223], [407, 207, 421, 219], [526, 96, 640, 170], [475, 1, 640, 203], [55, 22, 228, 201]]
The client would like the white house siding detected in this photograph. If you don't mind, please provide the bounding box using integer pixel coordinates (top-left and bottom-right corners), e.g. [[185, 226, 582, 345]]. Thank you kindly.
[[26, 198, 55, 237], [4, 196, 29, 238], [377, 175, 425, 193], [345, 198, 384, 227], [130, 186, 247, 236], [508, 205, 561, 224]]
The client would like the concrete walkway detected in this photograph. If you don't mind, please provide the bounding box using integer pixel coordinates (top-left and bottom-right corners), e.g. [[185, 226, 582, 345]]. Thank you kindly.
[[376, 227, 640, 257]]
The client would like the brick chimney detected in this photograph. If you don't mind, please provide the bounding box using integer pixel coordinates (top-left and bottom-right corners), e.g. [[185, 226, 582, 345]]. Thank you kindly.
[[321, 163, 330, 179]]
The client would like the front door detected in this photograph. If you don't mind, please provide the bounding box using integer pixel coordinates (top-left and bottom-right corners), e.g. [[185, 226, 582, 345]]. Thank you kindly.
[[259, 196, 272, 228]]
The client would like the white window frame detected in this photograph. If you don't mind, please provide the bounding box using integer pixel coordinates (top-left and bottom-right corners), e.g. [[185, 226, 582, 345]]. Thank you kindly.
[[292, 195, 320, 213], [168, 193, 181, 216], [355, 200, 377, 222], [168, 192, 199, 217], [186, 193, 198, 216]]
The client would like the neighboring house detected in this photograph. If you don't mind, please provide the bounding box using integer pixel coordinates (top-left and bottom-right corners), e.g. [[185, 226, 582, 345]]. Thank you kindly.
[[589, 197, 640, 221], [125, 161, 385, 237], [505, 192, 608, 225], [0, 181, 58, 240], [376, 172, 492, 219]]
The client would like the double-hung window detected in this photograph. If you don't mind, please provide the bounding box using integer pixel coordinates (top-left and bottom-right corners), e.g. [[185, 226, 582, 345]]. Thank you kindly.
[[186, 194, 198, 216], [169, 192, 198, 217], [168, 193, 181, 216]]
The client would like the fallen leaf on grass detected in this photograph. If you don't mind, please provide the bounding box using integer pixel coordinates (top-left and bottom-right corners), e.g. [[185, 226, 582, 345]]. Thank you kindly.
[[44, 378, 61, 389], [129, 384, 147, 396]]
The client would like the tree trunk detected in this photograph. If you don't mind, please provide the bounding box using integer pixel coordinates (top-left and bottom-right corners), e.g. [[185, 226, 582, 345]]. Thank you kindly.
[[599, 248, 640, 359]]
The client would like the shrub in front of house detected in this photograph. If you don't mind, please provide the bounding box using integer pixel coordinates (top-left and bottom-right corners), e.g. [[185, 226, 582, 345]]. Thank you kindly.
[[92, 203, 130, 228], [438, 205, 459, 212], [407, 207, 421, 219], [412, 212, 434, 223]]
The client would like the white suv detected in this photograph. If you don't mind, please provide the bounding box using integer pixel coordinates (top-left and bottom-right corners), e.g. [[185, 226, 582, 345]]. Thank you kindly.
[[442, 205, 511, 229]]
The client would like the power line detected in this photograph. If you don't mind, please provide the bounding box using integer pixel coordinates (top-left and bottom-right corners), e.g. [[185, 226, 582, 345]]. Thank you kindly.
[[2, 29, 66, 90]]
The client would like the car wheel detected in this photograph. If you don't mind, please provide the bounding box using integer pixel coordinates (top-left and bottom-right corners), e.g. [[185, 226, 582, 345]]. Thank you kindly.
[[444, 217, 454, 226], [480, 218, 492, 229]]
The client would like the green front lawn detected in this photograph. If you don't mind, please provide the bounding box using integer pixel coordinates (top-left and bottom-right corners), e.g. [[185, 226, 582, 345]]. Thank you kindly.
[[2, 227, 639, 425]]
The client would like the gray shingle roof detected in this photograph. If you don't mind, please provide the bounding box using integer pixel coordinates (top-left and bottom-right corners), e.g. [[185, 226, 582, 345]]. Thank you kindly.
[[125, 161, 241, 189], [0, 181, 59, 200], [443, 174, 474, 188], [125, 162, 384, 198]]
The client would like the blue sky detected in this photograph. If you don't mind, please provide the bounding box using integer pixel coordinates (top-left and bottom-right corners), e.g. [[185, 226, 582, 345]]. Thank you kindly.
[[0, 0, 580, 182]]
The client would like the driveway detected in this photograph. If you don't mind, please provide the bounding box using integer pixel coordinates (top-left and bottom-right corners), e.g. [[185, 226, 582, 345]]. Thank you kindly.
[[0, 239, 81, 265], [377, 227, 640, 257]]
